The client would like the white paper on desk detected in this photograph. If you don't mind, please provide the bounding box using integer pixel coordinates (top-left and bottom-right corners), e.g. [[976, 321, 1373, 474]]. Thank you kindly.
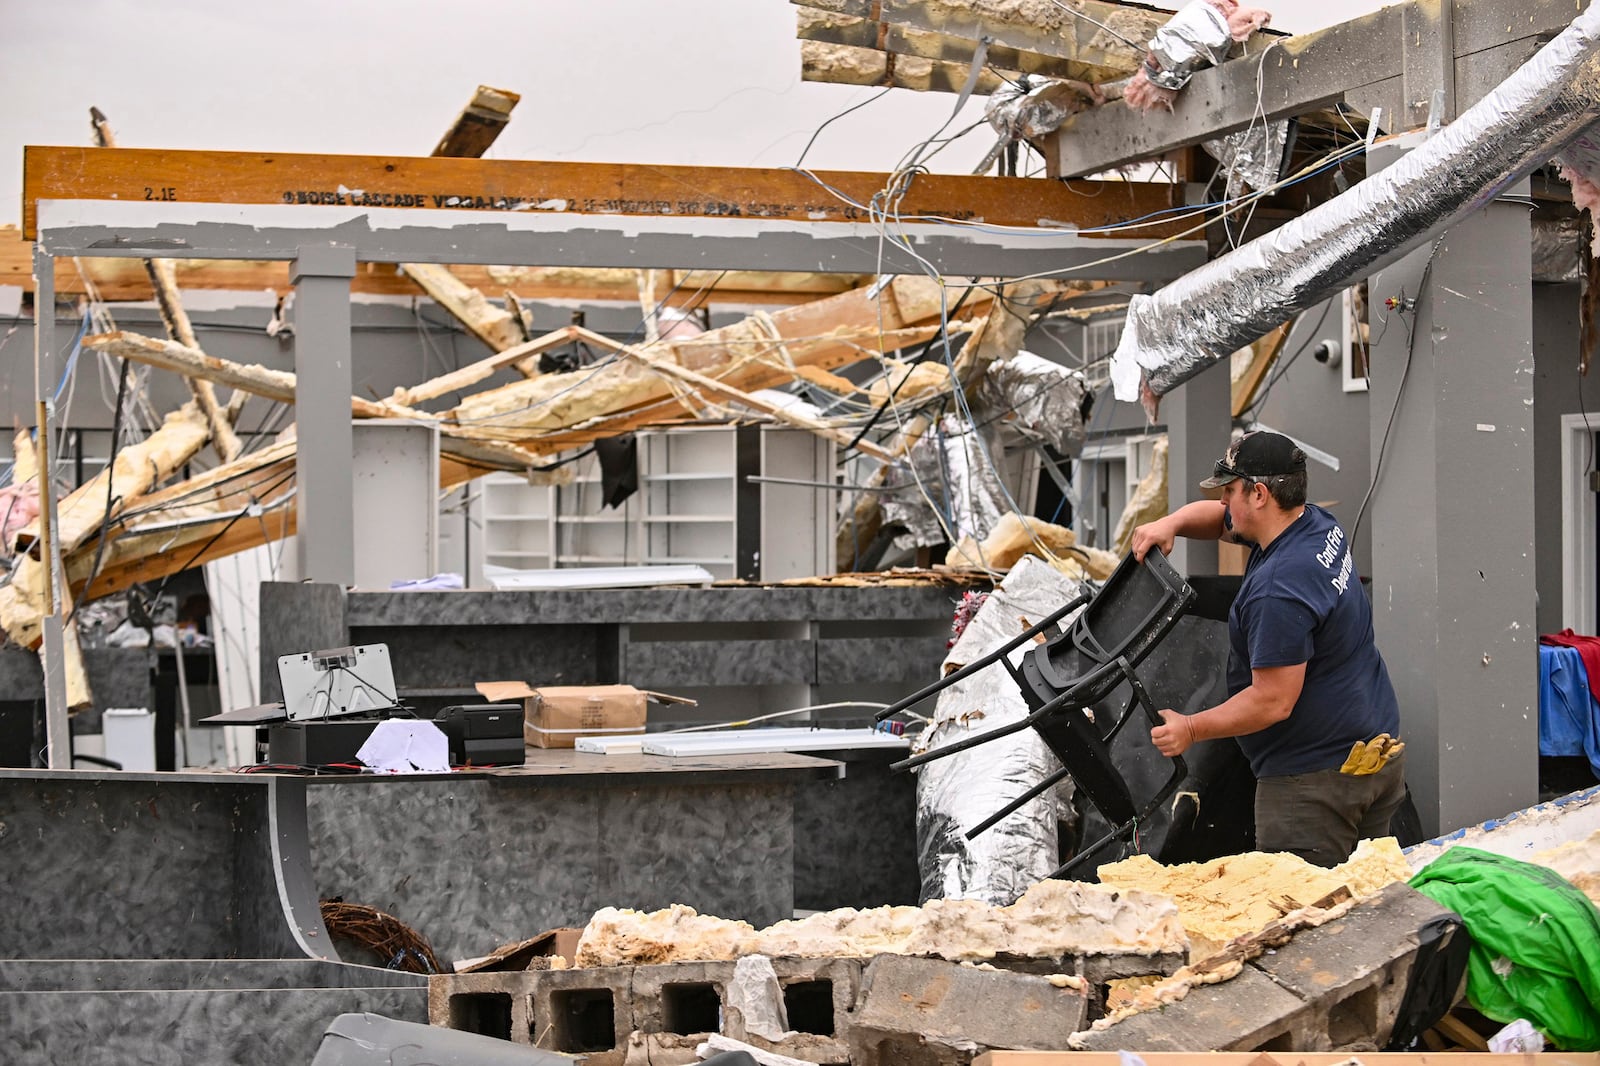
[[357, 719, 451, 774]]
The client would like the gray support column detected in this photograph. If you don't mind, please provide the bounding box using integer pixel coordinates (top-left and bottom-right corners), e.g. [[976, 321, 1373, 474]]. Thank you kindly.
[[290, 246, 357, 585], [1367, 154, 1536, 836], [1163, 359, 1232, 576], [33, 246, 70, 769]]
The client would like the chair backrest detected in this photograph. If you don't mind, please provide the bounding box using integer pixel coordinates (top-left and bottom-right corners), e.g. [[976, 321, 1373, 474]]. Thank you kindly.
[[1019, 549, 1195, 710]]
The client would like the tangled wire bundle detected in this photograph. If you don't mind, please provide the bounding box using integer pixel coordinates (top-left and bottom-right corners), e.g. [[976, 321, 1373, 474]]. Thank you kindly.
[[319, 900, 443, 974]]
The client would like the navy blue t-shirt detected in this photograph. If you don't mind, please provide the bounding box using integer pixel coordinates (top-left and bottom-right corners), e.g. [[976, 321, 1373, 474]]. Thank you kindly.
[[1226, 503, 1399, 777]]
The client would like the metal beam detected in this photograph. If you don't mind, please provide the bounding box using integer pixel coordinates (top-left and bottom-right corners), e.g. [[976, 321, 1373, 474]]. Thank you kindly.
[[1402, 0, 1457, 127], [33, 199, 1208, 282], [1046, 0, 1585, 178], [0, 231, 872, 304], [290, 245, 357, 586], [32, 243, 70, 770], [21, 146, 1188, 241]]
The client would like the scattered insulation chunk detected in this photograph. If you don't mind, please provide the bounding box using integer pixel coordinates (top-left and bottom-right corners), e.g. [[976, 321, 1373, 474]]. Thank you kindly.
[[574, 877, 1186, 969], [1097, 836, 1411, 959]]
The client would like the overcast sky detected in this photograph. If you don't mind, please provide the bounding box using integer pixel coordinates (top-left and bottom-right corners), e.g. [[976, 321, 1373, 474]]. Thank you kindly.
[[1, 0, 1387, 227]]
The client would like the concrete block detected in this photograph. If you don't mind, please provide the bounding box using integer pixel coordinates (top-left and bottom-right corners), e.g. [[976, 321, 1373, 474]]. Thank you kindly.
[[1076, 950, 1188, 987], [1072, 883, 1466, 1054], [429, 970, 543, 1044], [1068, 965, 1313, 1053], [848, 955, 1090, 1066], [724, 957, 861, 1064], [979, 949, 1186, 1016], [630, 960, 737, 1036], [768, 956, 863, 1037], [529, 965, 636, 1056], [1252, 882, 1464, 1051]]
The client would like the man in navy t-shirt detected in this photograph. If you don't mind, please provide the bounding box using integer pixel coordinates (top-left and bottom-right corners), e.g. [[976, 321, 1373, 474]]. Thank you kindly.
[[1132, 430, 1405, 866]]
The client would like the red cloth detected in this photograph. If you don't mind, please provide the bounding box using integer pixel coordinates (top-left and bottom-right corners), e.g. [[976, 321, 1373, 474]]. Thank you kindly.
[[1541, 629, 1600, 705]]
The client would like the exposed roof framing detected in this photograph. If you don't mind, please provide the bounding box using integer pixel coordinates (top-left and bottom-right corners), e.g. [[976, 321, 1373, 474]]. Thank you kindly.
[[792, 0, 1166, 90], [1044, 0, 1582, 177], [801, 40, 1020, 93]]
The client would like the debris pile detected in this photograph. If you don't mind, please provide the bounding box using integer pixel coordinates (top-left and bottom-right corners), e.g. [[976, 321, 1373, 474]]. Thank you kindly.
[[573, 876, 1187, 968]]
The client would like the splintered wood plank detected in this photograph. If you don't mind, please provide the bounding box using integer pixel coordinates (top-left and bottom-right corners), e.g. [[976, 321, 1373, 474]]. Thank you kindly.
[[573, 326, 897, 461], [446, 275, 982, 440], [431, 85, 520, 159], [22, 146, 1188, 239], [801, 41, 1018, 93], [401, 262, 528, 352], [81, 330, 543, 473], [1230, 320, 1293, 417]]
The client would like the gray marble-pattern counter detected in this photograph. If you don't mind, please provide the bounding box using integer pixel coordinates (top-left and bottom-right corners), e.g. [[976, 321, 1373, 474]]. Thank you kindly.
[[343, 584, 963, 626]]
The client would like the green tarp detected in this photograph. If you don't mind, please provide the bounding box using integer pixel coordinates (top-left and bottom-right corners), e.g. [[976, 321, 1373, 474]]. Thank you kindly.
[[1410, 846, 1600, 1050]]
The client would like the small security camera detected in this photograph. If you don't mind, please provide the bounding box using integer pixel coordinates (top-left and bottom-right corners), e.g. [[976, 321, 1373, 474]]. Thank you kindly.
[[1311, 339, 1341, 368]]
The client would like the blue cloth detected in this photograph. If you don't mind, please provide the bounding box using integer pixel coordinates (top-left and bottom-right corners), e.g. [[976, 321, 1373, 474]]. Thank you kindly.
[[1226, 504, 1401, 778], [1539, 644, 1600, 777]]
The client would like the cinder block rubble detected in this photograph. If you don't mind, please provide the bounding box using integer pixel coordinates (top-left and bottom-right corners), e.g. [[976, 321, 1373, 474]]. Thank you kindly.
[[429, 970, 542, 1044], [1071, 883, 1464, 1054], [847, 955, 1090, 1066], [529, 964, 637, 1056]]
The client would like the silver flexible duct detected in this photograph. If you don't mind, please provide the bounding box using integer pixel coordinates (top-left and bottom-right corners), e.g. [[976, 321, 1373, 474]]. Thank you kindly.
[[915, 556, 1082, 903], [1111, 4, 1600, 407]]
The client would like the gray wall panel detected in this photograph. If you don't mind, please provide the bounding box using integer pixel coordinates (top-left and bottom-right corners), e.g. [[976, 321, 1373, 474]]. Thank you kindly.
[[305, 777, 795, 964]]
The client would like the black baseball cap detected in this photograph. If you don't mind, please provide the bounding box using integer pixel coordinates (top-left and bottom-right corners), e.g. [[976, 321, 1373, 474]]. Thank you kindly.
[[1199, 431, 1306, 489]]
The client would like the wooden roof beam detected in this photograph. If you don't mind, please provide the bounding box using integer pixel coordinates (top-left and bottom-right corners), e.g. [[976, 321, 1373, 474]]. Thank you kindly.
[[795, 5, 1142, 87], [793, 0, 1159, 89], [801, 41, 1017, 93], [21, 147, 1189, 241], [793, 0, 1162, 72]]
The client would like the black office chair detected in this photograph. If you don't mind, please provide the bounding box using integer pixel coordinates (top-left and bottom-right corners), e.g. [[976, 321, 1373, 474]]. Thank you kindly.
[[877, 547, 1196, 878]]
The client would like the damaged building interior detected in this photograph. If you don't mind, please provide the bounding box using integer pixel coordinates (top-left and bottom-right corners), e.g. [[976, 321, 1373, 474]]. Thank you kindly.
[[7, 0, 1600, 1062]]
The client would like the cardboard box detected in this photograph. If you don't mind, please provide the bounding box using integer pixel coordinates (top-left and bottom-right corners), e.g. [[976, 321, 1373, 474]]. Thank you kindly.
[[474, 682, 694, 749], [454, 927, 584, 973]]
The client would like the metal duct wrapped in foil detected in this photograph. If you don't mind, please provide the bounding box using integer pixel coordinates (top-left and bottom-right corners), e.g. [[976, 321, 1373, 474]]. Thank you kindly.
[[1111, 4, 1600, 406], [976, 351, 1091, 456], [1532, 217, 1585, 283], [1146, 0, 1234, 90], [915, 556, 1083, 903], [1204, 120, 1292, 194], [985, 78, 1098, 142], [882, 415, 1010, 550]]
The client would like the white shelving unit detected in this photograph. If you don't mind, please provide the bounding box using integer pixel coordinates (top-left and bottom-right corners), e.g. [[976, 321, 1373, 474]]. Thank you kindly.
[[468, 426, 835, 586], [639, 426, 739, 580], [554, 450, 640, 568], [476, 471, 555, 581]]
